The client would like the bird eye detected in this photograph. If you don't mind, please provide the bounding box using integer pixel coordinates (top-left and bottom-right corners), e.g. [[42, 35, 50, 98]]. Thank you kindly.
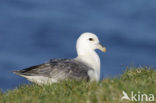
[[89, 38, 93, 41]]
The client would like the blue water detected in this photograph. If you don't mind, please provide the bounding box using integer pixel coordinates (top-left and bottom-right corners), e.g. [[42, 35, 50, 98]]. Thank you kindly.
[[0, 0, 156, 91]]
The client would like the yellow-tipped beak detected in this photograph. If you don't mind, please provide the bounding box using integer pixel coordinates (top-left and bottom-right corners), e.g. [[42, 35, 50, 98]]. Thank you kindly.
[[98, 43, 107, 53], [102, 47, 107, 52]]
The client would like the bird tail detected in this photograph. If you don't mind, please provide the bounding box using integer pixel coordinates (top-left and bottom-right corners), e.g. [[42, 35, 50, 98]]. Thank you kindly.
[[12, 70, 23, 76]]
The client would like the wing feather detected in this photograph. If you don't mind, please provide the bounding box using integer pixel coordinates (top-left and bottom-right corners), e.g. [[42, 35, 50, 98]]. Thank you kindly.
[[13, 59, 93, 80]]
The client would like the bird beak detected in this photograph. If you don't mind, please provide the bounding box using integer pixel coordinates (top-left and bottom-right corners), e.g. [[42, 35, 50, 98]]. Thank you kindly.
[[97, 43, 106, 53]]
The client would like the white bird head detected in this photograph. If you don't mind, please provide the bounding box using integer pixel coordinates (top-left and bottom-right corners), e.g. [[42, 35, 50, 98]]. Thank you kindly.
[[76, 32, 106, 54]]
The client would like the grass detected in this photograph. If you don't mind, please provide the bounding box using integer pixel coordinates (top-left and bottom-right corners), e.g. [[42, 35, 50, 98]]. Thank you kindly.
[[0, 67, 156, 103]]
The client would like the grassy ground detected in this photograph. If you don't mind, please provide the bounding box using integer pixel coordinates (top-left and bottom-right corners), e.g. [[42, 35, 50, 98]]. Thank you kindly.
[[0, 67, 155, 103]]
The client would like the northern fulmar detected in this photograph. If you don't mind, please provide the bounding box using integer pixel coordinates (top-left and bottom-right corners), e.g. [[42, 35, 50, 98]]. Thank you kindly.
[[13, 32, 106, 84]]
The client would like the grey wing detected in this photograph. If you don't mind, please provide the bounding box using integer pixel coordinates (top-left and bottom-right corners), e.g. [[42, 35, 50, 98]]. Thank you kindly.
[[13, 59, 93, 81], [12, 63, 53, 77]]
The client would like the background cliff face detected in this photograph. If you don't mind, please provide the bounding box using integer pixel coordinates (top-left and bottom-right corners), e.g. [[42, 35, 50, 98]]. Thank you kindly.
[[0, 0, 156, 91]]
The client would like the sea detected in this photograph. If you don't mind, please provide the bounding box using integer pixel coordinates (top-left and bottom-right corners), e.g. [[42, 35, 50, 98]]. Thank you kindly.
[[0, 0, 156, 91]]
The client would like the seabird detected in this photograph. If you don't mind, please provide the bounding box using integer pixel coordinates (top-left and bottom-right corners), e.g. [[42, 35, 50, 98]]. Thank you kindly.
[[13, 32, 106, 84]]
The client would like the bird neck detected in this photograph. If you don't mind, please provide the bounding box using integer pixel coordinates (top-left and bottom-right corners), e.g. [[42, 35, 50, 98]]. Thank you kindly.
[[75, 48, 101, 80]]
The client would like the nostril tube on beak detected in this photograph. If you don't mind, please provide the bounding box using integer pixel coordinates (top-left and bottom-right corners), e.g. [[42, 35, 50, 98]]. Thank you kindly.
[[97, 43, 106, 53]]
